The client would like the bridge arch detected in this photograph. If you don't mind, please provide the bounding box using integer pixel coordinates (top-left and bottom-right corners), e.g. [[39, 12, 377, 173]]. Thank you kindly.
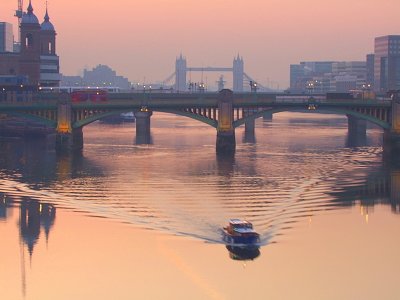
[[72, 110, 133, 128], [233, 107, 391, 130], [6, 112, 57, 128], [72, 109, 218, 129], [155, 109, 218, 128]]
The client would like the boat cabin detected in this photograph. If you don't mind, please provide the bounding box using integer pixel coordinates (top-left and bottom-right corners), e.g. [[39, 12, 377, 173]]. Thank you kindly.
[[225, 219, 255, 235]]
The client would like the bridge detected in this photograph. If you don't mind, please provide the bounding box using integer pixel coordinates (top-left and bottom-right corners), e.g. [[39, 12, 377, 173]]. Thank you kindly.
[[0, 89, 400, 154], [163, 54, 272, 92]]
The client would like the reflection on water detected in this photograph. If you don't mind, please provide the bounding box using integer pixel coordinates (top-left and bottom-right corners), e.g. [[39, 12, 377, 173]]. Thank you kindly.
[[242, 131, 256, 144], [0, 114, 398, 244], [1, 112, 400, 298], [0, 194, 57, 298], [20, 199, 56, 256], [0, 193, 12, 220]]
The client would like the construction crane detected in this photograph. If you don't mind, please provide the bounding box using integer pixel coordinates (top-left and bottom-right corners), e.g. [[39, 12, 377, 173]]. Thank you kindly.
[[15, 0, 24, 42]]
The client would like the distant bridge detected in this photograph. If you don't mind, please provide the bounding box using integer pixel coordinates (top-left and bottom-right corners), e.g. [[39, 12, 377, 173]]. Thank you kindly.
[[0, 90, 399, 153], [165, 55, 272, 92]]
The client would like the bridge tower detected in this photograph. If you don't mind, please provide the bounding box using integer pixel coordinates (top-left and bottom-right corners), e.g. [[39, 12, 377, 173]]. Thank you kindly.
[[216, 89, 235, 154], [175, 54, 187, 92], [233, 55, 244, 92]]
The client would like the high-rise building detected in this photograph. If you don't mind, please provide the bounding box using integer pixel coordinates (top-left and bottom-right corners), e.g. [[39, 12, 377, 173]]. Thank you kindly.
[[0, 22, 14, 53], [374, 35, 400, 92], [289, 64, 306, 91]]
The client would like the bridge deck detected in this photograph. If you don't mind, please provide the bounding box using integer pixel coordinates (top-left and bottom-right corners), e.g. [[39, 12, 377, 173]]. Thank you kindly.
[[0, 92, 389, 110]]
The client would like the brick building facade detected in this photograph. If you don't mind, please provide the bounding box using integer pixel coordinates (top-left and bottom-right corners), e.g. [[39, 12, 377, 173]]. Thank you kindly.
[[0, 1, 60, 87]]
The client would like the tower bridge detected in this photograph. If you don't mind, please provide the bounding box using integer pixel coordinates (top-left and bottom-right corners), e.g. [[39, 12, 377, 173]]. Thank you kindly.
[[164, 54, 270, 92], [0, 90, 400, 155]]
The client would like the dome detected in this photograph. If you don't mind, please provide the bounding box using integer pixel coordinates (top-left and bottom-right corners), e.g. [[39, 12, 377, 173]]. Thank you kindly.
[[21, 1, 39, 25], [21, 12, 39, 24], [41, 6, 55, 31], [41, 21, 55, 31]]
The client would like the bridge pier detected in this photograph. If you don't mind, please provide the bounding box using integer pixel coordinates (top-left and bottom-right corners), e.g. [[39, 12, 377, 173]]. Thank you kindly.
[[383, 131, 400, 155], [347, 115, 367, 136], [216, 89, 235, 154], [56, 128, 83, 152], [346, 115, 367, 147], [243, 117, 256, 143], [243, 130, 256, 144], [55, 99, 83, 152], [245, 118, 255, 134], [383, 94, 400, 156], [216, 131, 236, 154], [263, 111, 273, 121], [135, 109, 153, 145], [346, 131, 367, 148]]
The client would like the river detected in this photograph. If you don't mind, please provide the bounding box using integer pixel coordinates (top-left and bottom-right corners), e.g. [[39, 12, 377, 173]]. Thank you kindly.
[[0, 112, 399, 299]]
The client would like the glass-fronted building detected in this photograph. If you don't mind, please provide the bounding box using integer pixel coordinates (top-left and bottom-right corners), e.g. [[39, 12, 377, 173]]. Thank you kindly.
[[374, 35, 400, 92]]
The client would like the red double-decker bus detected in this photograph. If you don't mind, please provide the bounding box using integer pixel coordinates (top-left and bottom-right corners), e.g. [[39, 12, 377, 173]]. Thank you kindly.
[[71, 89, 108, 102]]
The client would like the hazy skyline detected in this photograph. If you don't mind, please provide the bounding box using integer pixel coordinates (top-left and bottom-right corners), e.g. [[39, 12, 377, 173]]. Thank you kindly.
[[2, 0, 399, 88]]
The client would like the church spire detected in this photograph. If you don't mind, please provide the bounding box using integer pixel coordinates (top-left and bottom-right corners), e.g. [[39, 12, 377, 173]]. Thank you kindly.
[[27, 0, 33, 14], [44, 1, 50, 22]]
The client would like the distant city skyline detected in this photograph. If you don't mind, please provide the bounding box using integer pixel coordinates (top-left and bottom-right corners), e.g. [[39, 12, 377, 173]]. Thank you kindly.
[[2, 0, 399, 88]]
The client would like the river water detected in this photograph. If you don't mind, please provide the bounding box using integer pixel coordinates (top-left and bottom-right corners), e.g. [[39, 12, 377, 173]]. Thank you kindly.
[[0, 112, 399, 299]]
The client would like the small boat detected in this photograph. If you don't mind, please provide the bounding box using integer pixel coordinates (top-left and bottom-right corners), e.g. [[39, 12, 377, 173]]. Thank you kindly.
[[120, 112, 135, 122], [100, 112, 135, 124], [223, 219, 260, 245]]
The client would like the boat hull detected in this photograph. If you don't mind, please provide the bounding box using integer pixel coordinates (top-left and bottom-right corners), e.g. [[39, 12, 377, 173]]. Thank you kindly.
[[226, 245, 260, 261], [223, 231, 260, 245]]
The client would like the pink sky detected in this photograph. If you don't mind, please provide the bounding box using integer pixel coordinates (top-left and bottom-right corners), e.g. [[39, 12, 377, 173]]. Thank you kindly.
[[2, 0, 400, 88]]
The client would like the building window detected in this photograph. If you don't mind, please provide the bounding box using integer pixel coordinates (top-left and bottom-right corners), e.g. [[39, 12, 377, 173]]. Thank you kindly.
[[48, 42, 52, 53], [25, 33, 33, 48]]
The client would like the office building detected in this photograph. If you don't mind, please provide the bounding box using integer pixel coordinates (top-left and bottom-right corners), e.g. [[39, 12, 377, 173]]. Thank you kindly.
[[290, 61, 366, 93], [374, 35, 400, 92], [290, 61, 334, 92], [0, 22, 14, 53], [83, 65, 131, 89]]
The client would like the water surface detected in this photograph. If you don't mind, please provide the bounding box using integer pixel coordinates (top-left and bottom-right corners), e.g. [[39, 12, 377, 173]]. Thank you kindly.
[[1, 112, 399, 299]]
